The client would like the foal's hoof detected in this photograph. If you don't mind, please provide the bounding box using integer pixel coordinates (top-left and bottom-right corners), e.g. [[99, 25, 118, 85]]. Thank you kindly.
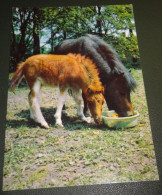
[[41, 123, 49, 129], [55, 123, 64, 128], [85, 117, 91, 123], [85, 113, 90, 117]]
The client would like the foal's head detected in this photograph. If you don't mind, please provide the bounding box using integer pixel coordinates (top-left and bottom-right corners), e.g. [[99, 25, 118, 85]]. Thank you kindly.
[[83, 86, 104, 124]]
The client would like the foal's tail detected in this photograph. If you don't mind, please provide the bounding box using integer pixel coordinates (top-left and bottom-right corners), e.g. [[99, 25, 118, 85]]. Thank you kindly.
[[10, 62, 25, 93]]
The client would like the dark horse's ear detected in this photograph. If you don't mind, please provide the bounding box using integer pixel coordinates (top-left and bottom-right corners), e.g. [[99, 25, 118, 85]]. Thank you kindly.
[[112, 71, 124, 78], [113, 72, 124, 79], [117, 72, 125, 80], [120, 72, 125, 77]]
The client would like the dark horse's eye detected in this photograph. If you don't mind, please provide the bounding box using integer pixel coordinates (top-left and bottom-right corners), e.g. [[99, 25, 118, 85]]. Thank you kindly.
[[120, 92, 125, 96]]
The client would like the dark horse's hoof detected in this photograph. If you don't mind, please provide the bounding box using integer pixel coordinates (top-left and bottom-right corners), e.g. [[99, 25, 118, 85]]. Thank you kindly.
[[84, 112, 90, 117]]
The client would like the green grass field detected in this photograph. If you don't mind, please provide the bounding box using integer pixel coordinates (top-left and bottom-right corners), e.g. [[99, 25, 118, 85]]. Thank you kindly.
[[3, 69, 159, 190]]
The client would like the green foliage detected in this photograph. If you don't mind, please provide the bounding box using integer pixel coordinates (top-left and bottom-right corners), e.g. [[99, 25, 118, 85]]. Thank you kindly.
[[104, 34, 140, 68], [10, 5, 140, 73]]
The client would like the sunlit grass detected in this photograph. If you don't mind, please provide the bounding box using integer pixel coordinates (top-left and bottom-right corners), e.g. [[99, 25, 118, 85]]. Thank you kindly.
[[3, 69, 159, 190]]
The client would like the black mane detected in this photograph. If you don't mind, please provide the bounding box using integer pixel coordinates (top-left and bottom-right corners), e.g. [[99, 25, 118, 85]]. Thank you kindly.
[[54, 34, 137, 91]]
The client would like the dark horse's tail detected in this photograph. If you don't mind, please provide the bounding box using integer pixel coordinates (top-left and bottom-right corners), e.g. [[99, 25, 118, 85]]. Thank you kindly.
[[54, 34, 137, 91]]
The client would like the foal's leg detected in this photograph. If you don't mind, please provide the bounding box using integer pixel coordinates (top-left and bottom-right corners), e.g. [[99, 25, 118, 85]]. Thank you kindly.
[[28, 79, 49, 128], [54, 88, 67, 127], [72, 88, 91, 123], [82, 92, 90, 117]]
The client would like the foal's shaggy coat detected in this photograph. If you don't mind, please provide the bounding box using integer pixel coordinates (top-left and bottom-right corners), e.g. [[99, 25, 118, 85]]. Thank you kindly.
[[11, 53, 104, 128]]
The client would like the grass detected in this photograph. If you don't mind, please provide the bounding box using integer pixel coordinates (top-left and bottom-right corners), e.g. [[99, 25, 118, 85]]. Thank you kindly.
[[3, 69, 159, 190]]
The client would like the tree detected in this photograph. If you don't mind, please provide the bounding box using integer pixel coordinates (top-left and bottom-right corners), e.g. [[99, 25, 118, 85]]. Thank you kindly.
[[9, 5, 140, 72], [33, 7, 40, 54], [17, 8, 32, 62], [10, 8, 33, 71]]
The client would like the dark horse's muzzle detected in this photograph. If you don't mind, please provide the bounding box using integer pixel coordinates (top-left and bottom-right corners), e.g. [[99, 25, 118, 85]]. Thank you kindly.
[[119, 110, 134, 117]]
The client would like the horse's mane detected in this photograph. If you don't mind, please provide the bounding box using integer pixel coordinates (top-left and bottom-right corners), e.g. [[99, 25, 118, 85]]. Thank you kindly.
[[55, 34, 137, 91], [68, 53, 103, 92]]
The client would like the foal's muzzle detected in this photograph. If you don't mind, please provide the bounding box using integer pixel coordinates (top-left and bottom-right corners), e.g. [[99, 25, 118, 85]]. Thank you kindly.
[[94, 116, 103, 125]]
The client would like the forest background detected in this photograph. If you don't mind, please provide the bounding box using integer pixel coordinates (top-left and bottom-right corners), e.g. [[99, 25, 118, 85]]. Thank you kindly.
[[10, 5, 140, 72]]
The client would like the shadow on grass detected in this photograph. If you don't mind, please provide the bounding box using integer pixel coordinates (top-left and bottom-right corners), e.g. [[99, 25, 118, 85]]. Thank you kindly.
[[7, 119, 39, 129], [6, 107, 111, 131], [7, 107, 56, 129]]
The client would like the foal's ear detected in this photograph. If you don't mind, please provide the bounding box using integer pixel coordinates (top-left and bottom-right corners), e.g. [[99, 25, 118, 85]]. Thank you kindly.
[[87, 87, 94, 95], [87, 86, 104, 95]]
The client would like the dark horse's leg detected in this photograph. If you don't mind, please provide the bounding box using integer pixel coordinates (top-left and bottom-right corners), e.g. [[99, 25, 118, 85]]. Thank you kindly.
[[62, 91, 90, 116], [62, 89, 71, 114], [82, 93, 90, 117], [62, 104, 66, 114]]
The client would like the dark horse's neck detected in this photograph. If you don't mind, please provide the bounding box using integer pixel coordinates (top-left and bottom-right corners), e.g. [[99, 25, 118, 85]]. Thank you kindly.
[[55, 34, 137, 92]]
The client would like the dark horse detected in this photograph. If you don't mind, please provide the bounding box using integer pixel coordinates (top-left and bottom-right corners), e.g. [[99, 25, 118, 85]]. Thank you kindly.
[[54, 34, 137, 117]]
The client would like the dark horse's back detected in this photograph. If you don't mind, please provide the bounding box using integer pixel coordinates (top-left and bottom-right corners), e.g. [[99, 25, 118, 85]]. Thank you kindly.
[[55, 35, 112, 83], [54, 34, 137, 117], [55, 34, 136, 88]]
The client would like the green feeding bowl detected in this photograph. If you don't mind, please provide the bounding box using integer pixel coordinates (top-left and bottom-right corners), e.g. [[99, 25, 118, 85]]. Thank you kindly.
[[102, 110, 139, 129]]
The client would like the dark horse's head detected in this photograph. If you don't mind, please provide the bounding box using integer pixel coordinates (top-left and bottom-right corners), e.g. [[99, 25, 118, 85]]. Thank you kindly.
[[104, 71, 136, 117], [54, 34, 137, 117]]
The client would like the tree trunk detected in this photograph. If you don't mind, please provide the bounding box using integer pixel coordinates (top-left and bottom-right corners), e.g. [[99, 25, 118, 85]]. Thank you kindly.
[[17, 9, 31, 62], [63, 31, 66, 40], [129, 28, 133, 37], [11, 23, 16, 54], [96, 6, 102, 36], [33, 7, 40, 55], [51, 23, 54, 53]]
